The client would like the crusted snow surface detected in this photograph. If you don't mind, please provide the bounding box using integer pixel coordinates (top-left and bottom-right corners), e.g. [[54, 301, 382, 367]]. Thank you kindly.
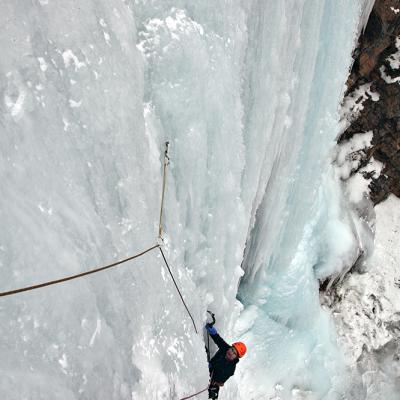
[[328, 26, 400, 398], [329, 195, 400, 399], [334, 131, 383, 204]]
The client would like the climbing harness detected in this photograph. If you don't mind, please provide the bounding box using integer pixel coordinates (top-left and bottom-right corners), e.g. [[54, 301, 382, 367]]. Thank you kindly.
[[0, 142, 197, 334]]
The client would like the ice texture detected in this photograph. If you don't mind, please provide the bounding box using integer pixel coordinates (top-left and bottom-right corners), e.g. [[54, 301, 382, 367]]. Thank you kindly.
[[0, 1, 372, 399], [330, 195, 400, 400], [236, 1, 371, 399]]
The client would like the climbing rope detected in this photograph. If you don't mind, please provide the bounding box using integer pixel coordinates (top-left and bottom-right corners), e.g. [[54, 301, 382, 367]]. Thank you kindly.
[[0, 244, 159, 298], [0, 141, 197, 334], [159, 246, 198, 333], [179, 372, 214, 400], [1, 139, 210, 398], [158, 141, 170, 240], [179, 385, 209, 400]]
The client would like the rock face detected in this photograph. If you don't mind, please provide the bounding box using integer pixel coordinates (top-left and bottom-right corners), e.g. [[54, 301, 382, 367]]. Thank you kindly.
[[323, 195, 400, 399], [339, 0, 400, 204], [322, 2, 400, 398]]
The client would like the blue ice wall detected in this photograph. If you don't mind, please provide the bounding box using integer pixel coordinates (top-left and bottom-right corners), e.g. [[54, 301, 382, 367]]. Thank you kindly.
[[0, 0, 370, 399], [236, 1, 369, 399]]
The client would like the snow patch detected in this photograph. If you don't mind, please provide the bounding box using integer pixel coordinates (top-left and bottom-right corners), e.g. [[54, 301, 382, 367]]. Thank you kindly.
[[341, 83, 379, 121], [69, 99, 82, 108], [58, 353, 68, 370], [345, 157, 383, 204], [103, 32, 111, 45], [4, 90, 26, 120], [62, 49, 86, 70], [137, 9, 206, 56], [330, 195, 400, 398], [335, 131, 373, 180], [387, 37, 400, 69], [89, 319, 102, 347], [38, 57, 48, 72], [380, 65, 400, 84]]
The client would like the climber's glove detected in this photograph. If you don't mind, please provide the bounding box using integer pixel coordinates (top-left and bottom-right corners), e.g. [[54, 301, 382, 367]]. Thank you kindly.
[[206, 323, 217, 335]]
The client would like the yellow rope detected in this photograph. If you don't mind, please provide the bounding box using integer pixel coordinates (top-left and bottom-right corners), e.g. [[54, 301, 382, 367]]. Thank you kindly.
[[158, 141, 170, 239], [0, 143, 173, 298], [1, 141, 199, 337], [0, 142, 198, 336], [0, 245, 159, 297]]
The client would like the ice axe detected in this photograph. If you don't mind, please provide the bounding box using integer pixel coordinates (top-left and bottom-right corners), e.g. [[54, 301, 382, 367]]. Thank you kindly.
[[207, 310, 216, 326]]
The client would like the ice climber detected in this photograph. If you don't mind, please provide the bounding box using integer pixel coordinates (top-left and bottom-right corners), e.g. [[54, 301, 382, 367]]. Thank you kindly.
[[205, 323, 247, 399]]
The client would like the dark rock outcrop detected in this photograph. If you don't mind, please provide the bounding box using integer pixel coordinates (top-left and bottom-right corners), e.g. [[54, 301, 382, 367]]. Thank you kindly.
[[339, 0, 400, 204]]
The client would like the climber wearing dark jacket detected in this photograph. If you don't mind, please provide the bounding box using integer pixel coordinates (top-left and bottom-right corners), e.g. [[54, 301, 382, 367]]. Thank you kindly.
[[205, 324, 247, 399]]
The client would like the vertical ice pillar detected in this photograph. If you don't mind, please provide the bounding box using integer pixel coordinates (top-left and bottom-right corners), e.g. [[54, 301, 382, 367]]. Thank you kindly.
[[236, 1, 372, 398]]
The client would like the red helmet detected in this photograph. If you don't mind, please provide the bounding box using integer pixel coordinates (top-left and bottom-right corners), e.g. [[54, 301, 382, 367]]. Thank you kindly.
[[232, 342, 247, 358]]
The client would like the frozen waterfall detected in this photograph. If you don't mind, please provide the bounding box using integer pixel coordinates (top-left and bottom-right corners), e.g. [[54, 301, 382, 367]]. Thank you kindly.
[[0, 1, 372, 399]]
